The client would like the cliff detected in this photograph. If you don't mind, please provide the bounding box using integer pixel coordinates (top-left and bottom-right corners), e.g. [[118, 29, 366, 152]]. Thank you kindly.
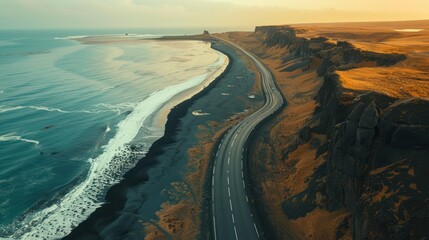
[[247, 26, 429, 239], [314, 74, 429, 239]]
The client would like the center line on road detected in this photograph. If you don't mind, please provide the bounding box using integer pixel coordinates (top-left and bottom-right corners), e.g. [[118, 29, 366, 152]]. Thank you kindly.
[[227, 176, 230, 185], [234, 226, 239, 240], [213, 216, 217, 240], [242, 180, 245, 188], [231, 213, 235, 223], [228, 157, 230, 164], [229, 199, 233, 211], [254, 223, 260, 238], [228, 187, 231, 197]]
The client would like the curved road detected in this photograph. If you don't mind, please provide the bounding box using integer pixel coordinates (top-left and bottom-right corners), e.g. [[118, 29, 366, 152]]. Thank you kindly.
[[211, 37, 284, 240]]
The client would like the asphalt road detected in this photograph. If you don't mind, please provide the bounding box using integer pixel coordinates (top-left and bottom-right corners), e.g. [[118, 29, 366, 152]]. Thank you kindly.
[[211, 37, 284, 240]]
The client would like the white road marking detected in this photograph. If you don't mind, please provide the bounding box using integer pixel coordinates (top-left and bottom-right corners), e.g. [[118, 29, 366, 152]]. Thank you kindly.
[[232, 213, 235, 223], [212, 175, 215, 186], [231, 139, 235, 147], [228, 187, 231, 197], [229, 199, 233, 211], [242, 170, 244, 178], [213, 216, 217, 240], [243, 180, 245, 188], [228, 157, 230, 164], [234, 226, 239, 240], [213, 166, 216, 174], [254, 223, 260, 238], [227, 177, 230, 185], [210, 37, 283, 240], [216, 150, 219, 157]]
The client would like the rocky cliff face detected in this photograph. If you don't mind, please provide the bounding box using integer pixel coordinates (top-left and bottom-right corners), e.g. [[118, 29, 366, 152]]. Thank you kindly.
[[314, 75, 429, 239], [254, 25, 429, 239], [255, 26, 406, 76]]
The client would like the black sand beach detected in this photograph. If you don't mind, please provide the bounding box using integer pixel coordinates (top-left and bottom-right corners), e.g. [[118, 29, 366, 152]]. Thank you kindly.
[[65, 40, 262, 239]]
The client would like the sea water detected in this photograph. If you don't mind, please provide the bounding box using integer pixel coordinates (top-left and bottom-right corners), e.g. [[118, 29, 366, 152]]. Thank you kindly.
[[0, 29, 227, 238]]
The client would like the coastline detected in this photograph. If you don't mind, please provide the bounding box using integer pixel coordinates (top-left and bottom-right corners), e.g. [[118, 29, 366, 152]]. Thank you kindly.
[[219, 22, 429, 239], [65, 39, 263, 239]]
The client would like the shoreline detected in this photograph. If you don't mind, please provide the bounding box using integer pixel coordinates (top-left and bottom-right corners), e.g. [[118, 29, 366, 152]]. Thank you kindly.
[[142, 39, 264, 240], [65, 40, 234, 239]]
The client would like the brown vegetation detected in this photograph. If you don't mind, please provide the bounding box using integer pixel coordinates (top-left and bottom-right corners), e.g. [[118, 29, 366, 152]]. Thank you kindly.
[[217, 20, 429, 239]]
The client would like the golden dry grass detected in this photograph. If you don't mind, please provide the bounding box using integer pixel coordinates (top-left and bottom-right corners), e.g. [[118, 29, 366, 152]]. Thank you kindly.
[[216, 20, 429, 239], [292, 20, 429, 100]]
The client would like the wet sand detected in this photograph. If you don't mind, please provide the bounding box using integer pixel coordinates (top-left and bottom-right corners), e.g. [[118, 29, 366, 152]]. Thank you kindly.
[[65, 39, 263, 239]]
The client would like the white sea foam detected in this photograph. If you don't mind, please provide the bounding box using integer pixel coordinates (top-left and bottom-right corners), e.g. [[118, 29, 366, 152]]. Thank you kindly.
[[28, 106, 69, 113], [4, 48, 228, 239], [54, 35, 88, 40], [0, 104, 131, 115], [0, 133, 39, 145], [54, 34, 164, 41], [94, 102, 136, 113], [0, 106, 24, 113]]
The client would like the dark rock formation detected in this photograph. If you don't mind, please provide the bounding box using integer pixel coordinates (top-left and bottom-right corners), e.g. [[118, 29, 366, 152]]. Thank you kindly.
[[313, 74, 429, 239], [254, 26, 406, 75], [253, 25, 427, 239]]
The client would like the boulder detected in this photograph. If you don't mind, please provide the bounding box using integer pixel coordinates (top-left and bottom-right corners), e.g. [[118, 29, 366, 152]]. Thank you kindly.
[[358, 102, 379, 129]]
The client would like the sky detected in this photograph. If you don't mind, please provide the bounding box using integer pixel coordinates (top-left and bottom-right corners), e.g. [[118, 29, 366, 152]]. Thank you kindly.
[[1, 0, 428, 30]]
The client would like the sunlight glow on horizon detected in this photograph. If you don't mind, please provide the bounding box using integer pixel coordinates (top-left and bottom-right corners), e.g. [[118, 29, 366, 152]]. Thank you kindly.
[[1, 0, 428, 29]]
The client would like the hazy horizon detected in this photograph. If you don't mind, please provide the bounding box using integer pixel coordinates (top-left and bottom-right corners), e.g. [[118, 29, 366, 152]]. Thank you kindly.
[[1, 0, 429, 30]]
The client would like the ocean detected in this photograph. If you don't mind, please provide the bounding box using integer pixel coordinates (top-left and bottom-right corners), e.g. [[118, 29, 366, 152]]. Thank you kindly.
[[0, 29, 228, 238]]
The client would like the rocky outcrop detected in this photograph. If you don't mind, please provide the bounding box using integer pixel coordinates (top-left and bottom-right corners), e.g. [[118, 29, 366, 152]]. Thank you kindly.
[[254, 26, 406, 75], [253, 25, 427, 239], [254, 26, 298, 48], [312, 74, 429, 239]]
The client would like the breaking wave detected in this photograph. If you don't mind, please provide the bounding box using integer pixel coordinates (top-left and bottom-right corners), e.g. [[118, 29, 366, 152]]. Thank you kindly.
[[1, 53, 228, 239], [0, 134, 39, 145]]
